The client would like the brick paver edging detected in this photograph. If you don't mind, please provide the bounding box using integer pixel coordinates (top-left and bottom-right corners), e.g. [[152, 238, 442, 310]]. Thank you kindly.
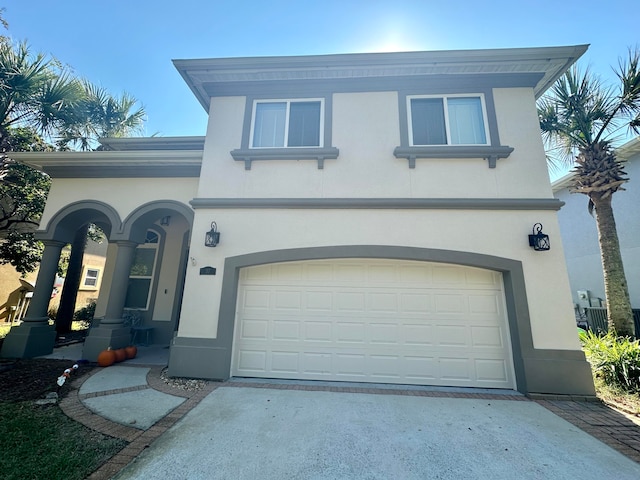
[[536, 399, 640, 464], [59, 365, 218, 480]]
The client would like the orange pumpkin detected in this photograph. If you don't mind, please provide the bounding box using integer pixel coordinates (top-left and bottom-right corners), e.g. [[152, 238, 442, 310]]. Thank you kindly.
[[114, 348, 127, 363], [125, 345, 138, 359], [97, 348, 116, 367]]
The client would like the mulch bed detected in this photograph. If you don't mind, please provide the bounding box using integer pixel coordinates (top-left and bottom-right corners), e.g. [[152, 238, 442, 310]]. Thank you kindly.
[[0, 328, 92, 402], [0, 358, 93, 402]]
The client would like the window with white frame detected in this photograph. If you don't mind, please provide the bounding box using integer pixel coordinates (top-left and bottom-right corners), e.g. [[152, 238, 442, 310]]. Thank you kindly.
[[408, 95, 489, 146], [82, 268, 100, 288], [124, 230, 159, 310], [250, 99, 323, 148]]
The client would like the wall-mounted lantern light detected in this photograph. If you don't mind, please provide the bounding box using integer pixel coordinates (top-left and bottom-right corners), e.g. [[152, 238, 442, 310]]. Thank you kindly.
[[160, 215, 171, 226], [205, 222, 220, 247], [528, 223, 550, 251]]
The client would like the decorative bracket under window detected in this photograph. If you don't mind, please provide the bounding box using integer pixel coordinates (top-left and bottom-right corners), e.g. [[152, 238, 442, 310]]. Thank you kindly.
[[230, 147, 340, 170], [393, 145, 514, 169]]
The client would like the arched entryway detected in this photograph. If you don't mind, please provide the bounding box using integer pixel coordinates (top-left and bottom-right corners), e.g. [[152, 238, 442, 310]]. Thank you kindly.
[[0, 199, 193, 360]]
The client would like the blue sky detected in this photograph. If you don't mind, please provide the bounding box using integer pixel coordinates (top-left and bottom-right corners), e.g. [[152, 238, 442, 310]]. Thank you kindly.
[[3, 1, 638, 140]]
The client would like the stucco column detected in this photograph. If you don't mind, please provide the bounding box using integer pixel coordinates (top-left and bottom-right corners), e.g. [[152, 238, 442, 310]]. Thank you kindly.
[[82, 240, 138, 360], [0, 240, 64, 358]]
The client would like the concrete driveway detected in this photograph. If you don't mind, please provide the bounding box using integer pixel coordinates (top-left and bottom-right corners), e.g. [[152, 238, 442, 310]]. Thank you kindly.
[[114, 386, 640, 480]]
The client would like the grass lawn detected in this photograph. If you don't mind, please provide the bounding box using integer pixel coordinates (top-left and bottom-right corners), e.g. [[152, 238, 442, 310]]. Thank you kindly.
[[0, 358, 126, 480], [0, 401, 126, 480]]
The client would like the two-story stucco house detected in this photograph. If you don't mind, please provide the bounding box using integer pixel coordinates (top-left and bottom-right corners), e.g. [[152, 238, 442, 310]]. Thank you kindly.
[[1, 45, 595, 396]]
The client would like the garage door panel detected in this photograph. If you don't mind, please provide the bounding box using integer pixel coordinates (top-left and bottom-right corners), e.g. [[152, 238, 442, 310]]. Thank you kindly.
[[400, 293, 433, 314], [471, 326, 505, 348], [369, 293, 398, 312], [240, 319, 269, 340], [336, 292, 366, 311], [335, 322, 366, 343], [274, 291, 302, 310], [369, 323, 399, 344], [305, 321, 333, 341], [242, 289, 271, 310], [305, 291, 333, 311], [402, 324, 434, 346], [475, 359, 509, 383], [271, 351, 299, 373], [233, 259, 515, 389], [436, 325, 469, 347], [302, 352, 332, 374], [272, 320, 300, 340], [468, 294, 501, 314], [237, 350, 267, 372]]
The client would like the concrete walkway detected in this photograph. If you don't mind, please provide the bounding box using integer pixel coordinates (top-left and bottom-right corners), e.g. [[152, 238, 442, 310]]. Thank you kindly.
[[48, 345, 640, 479]]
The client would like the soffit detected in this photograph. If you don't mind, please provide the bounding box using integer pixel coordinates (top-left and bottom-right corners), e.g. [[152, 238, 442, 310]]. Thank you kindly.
[[174, 45, 588, 111]]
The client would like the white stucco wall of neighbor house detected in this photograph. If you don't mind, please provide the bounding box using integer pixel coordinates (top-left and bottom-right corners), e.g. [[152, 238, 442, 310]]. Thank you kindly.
[[178, 86, 579, 352], [40, 177, 199, 228], [555, 152, 640, 307]]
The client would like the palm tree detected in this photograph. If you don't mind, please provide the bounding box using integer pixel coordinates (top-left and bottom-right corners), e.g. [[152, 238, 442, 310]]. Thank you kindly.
[[538, 48, 640, 336], [0, 40, 85, 151], [57, 81, 146, 150]]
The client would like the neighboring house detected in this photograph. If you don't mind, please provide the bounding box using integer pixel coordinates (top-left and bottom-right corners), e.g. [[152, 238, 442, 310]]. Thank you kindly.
[[1, 45, 596, 396], [0, 239, 106, 323], [553, 136, 640, 310], [0, 264, 38, 323]]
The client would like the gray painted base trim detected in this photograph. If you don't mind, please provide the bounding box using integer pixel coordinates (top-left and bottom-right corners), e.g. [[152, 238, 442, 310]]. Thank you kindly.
[[190, 198, 564, 211], [523, 350, 596, 396], [168, 336, 229, 380], [83, 326, 132, 362], [0, 323, 56, 358]]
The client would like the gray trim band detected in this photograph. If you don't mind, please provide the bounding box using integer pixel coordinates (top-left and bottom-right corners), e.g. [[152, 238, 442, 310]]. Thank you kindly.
[[189, 198, 565, 211], [43, 165, 201, 178]]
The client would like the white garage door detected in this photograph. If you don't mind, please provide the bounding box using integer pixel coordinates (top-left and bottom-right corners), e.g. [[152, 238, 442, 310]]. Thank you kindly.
[[233, 259, 515, 389]]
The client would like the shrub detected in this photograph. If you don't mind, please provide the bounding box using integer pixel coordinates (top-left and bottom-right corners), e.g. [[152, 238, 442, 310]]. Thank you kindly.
[[73, 301, 96, 328], [580, 331, 640, 393]]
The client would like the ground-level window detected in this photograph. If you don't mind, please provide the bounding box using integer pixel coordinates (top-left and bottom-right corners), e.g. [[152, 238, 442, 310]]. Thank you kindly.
[[124, 230, 159, 310], [408, 95, 489, 146], [251, 99, 323, 148]]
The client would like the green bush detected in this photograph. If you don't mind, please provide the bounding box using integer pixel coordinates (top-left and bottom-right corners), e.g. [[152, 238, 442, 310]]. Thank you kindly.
[[580, 331, 640, 393], [72, 301, 96, 328]]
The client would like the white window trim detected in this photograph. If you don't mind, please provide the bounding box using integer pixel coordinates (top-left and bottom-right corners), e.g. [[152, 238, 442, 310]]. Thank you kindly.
[[81, 267, 101, 290], [249, 98, 325, 149], [407, 94, 490, 147]]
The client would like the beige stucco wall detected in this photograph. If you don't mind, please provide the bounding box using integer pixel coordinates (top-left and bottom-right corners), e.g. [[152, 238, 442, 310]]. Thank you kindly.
[[177, 85, 578, 353], [198, 90, 554, 200], [40, 177, 199, 229]]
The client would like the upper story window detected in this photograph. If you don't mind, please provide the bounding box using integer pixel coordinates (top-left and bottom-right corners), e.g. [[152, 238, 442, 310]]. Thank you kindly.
[[82, 268, 100, 288], [251, 99, 323, 148], [408, 95, 489, 146]]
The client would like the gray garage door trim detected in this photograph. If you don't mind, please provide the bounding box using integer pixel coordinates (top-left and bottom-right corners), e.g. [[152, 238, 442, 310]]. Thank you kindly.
[[168, 245, 596, 396]]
